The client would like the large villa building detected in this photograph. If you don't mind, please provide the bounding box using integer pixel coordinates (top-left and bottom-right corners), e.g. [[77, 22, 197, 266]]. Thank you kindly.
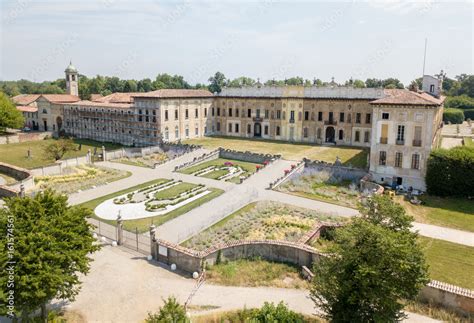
[[13, 63, 444, 190]]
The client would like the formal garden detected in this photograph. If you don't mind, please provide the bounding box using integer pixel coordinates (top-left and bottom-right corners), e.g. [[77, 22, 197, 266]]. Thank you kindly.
[[113, 152, 169, 168], [276, 168, 364, 208], [80, 179, 224, 232], [33, 165, 131, 194], [182, 201, 342, 251], [179, 158, 264, 183]]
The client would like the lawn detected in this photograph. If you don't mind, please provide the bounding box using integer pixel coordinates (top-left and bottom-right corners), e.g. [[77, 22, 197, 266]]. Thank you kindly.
[[396, 195, 474, 232], [182, 201, 342, 251], [419, 237, 474, 289], [205, 259, 309, 289], [79, 179, 224, 232], [184, 135, 369, 168], [0, 138, 122, 169], [464, 137, 473, 147], [154, 182, 199, 200]]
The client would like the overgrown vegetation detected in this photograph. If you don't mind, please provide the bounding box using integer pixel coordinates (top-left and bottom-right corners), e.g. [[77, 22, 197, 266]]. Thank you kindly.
[[182, 201, 341, 251], [205, 258, 309, 289], [426, 146, 474, 197], [442, 108, 465, 124]]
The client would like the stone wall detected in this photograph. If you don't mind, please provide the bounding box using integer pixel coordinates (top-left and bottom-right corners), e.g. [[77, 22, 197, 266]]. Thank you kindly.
[[303, 158, 368, 181], [0, 185, 20, 198], [0, 162, 32, 181], [0, 131, 52, 145], [0, 162, 34, 196], [360, 174, 384, 195], [218, 148, 280, 164], [174, 149, 220, 171], [419, 280, 474, 316]]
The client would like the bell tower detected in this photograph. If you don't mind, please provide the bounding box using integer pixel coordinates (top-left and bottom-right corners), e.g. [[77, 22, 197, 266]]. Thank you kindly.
[[65, 61, 79, 96]]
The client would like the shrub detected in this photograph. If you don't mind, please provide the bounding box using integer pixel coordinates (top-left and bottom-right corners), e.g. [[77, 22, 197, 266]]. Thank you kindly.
[[426, 146, 474, 197], [443, 108, 464, 124], [252, 302, 305, 322], [146, 296, 187, 323], [445, 95, 474, 110], [463, 108, 474, 120]]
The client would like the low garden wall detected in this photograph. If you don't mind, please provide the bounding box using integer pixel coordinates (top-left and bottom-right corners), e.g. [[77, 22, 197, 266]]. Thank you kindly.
[[419, 280, 474, 316], [152, 238, 323, 274], [0, 131, 53, 145], [218, 148, 280, 164], [174, 149, 220, 171], [0, 162, 34, 197], [303, 159, 368, 181]]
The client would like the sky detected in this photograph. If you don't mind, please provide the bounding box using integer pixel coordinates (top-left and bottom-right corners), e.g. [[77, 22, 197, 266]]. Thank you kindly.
[[0, 0, 472, 85]]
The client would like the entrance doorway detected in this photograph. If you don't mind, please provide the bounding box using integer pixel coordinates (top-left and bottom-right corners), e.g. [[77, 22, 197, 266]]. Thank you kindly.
[[325, 126, 335, 143], [43, 120, 48, 131], [254, 123, 262, 137], [56, 116, 63, 131]]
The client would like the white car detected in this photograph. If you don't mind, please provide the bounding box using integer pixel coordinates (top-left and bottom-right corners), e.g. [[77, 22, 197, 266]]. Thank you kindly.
[[22, 127, 31, 132]]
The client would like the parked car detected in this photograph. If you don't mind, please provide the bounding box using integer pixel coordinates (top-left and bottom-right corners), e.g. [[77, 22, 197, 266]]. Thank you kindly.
[[22, 127, 31, 132]]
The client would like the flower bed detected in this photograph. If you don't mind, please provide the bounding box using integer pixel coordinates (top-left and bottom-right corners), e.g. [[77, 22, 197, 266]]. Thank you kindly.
[[182, 201, 341, 251]]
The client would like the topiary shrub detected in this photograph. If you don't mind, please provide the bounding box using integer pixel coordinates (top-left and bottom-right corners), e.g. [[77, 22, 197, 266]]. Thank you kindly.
[[463, 109, 474, 120], [426, 146, 474, 197], [443, 108, 464, 124]]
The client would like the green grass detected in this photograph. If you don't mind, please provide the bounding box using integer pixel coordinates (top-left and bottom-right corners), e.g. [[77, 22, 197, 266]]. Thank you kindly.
[[201, 169, 230, 180], [464, 137, 473, 147], [184, 135, 369, 168], [397, 195, 474, 232], [179, 157, 260, 175], [79, 179, 224, 233], [154, 182, 199, 200], [0, 138, 122, 169], [205, 259, 309, 289], [419, 237, 474, 289]]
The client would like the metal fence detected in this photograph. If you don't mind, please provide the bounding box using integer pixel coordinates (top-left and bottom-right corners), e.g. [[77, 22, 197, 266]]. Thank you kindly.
[[88, 218, 151, 255]]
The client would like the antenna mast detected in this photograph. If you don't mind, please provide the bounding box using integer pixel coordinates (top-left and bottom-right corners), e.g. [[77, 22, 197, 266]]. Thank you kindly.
[[422, 38, 428, 76]]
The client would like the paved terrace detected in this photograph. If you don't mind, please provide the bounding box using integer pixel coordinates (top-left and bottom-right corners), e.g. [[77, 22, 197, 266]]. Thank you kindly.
[[64, 148, 474, 247]]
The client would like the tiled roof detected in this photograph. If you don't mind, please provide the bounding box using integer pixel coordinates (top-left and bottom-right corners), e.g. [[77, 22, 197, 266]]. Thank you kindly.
[[16, 105, 38, 113], [370, 89, 444, 106], [41, 94, 80, 103], [12, 94, 40, 105], [67, 100, 132, 109], [133, 89, 214, 98], [93, 92, 141, 104], [90, 94, 104, 101]]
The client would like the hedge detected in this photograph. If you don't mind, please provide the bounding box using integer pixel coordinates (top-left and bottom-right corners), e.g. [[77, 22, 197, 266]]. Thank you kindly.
[[426, 146, 474, 197], [443, 108, 464, 124], [445, 95, 474, 110], [463, 109, 474, 120]]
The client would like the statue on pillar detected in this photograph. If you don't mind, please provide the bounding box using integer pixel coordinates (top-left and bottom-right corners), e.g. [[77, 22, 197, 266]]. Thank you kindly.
[[116, 211, 123, 245]]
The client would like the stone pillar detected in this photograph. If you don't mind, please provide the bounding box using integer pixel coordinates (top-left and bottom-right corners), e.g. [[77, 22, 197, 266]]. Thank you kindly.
[[19, 184, 25, 198], [150, 224, 157, 260], [87, 149, 91, 164], [116, 212, 123, 245], [102, 146, 106, 162]]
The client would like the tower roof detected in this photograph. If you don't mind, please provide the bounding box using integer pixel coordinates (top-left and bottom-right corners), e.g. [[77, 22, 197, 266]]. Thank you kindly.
[[65, 61, 78, 73]]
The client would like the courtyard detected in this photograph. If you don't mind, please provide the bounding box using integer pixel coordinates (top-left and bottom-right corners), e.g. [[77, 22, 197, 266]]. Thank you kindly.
[[183, 136, 369, 168], [178, 157, 263, 183]]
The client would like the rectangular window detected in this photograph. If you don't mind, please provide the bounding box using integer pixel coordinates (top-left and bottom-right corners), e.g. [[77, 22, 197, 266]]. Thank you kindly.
[[228, 123, 232, 133], [355, 130, 360, 142], [366, 113, 371, 124], [382, 112, 390, 120], [364, 131, 370, 143], [247, 124, 251, 134], [216, 122, 221, 131], [195, 109, 198, 118], [356, 113, 361, 124], [185, 128, 189, 137], [264, 125, 268, 135], [397, 125, 405, 144], [204, 108, 207, 117], [339, 112, 345, 122], [411, 154, 420, 169], [304, 111, 309, 121], [195, 127, 198, 135], [212, 107, 215, 116], [165, 110, 169, 121], [276, 110, 281, 119], [236, 109, 239, 117], [290, 110, 295, 123], [276, 126, 280, 136], [228, 108, 232, 117], [256, 109, 261, 118], [303, 127, 308, 138], [380, 124, 388, 144], [217, 108, 221, 116], [413, 126, 422, 146], [248, 109, 252, 118], [175, 110, 178, 120], [235, 123, 239, 133], [318, 111, 323, 121], [185, 109, 189, 119], [379, 151, 386, 165], [265, 110, 269, 119], [395, 152, 403, 168]]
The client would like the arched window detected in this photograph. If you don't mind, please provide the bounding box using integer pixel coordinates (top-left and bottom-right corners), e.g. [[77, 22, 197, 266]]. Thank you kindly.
[[164, 127, 169, 140], [339, 129, 344, 140], [276, 126, 280, 136], [42, 109, 48, 114], [174, 126, 179, 139]]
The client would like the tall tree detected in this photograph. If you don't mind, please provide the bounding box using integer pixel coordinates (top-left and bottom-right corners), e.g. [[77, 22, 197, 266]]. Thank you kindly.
[[208, 71, 227, 93], [311, 197, 428, 322], [43, 138, 77, 161], [0, 190, 100, 320], [0, 91, 24, 131]]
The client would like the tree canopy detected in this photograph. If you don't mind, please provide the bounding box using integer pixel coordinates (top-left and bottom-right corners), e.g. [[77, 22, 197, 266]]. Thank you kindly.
[[311, 195, 429, 322], [0, 91, 24, 131], [0, 190, 99, 320]]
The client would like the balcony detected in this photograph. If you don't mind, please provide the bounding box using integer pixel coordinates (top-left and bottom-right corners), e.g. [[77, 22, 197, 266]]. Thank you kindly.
[[380, 137, 388, 144], [324, 120, 337, 126], [396, 139, 405, 145], [253, 117, 263, 122], [413, 139, 422, 147]]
